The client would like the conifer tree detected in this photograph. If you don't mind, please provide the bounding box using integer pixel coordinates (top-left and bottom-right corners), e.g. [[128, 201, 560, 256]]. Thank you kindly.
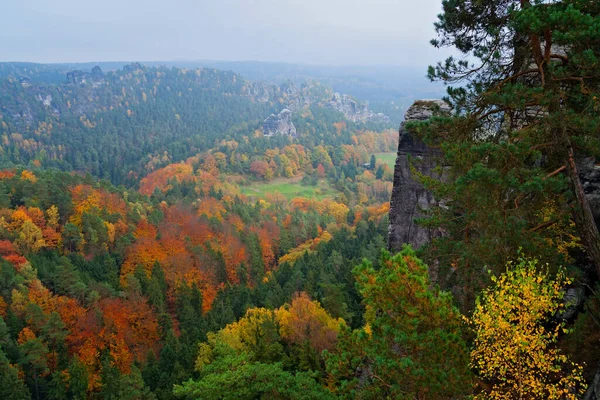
[[418, 0, 600, 292], [326, 247, 471, 399]]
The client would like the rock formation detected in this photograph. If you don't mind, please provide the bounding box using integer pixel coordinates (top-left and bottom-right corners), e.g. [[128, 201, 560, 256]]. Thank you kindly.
[[579, 157, 600, 227], [244, 80, 392, 125], [67, 66, 105, 85], [585, 368, 600, 400], [327, 93, 390, 125], [387, 99, 600, 396], [263, 109, 297, 137], [388, 100, 449, 252], [388, 99, 600, 251]]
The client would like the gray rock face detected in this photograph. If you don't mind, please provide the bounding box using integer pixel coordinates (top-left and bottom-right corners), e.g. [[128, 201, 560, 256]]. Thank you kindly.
[[388, 100, 450, 252], [556, 287, 585, 321], [67, 66, 105, 86], [327, 93, 390, 125], [585, 367, 600, 400], [579, 157, 600, 226], [263, 109, 297, 137], [244, 80, 392, 126]]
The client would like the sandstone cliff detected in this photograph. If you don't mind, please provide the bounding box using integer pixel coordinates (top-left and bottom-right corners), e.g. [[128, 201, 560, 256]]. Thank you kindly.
[[388, 100, 449, 252], [263, 109, 297, 137]]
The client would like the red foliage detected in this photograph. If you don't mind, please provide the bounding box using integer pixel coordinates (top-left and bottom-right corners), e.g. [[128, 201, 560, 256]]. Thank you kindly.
[[0, 169, 16, 180], [250, 160, 271, 179], [0, 240, 27, 268]]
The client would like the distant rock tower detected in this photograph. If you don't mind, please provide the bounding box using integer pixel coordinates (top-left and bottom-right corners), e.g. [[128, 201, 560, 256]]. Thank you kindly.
[[388, 100, 449, 252], [263, 109, 297, 137]]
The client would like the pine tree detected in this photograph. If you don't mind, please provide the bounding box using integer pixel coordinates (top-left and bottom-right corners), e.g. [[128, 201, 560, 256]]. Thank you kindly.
[[417, 0, 600, 294], [326, 247, 471, 399]]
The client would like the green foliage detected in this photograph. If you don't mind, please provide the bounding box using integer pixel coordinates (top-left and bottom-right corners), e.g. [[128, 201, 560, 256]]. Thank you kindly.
[[174, 352, 334, 400], [326, 246, 471, 399], [417, 0, 600, 308], [0, 348, 30, 400]]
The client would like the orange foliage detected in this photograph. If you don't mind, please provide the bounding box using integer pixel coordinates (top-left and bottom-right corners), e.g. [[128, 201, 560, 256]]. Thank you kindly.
[[256, 221, 280, 272], [28, 280, 56, 313], [0, 240, 27, 268], [0, 169, 16, 180], [366, 202, 391, 221], [227, 214, 245, 233], [70, 185, 127, 228], [10, 207, 32, 231], [18, 327, 37, 344], [122, 205, 236, 311], [99, 296, 160, 371], [289, 198, 349, 224], [250, 160, 272, 180], [42, 227, 61, 249], [276, 292, 343, 353], [0, 296, 6, 317], [133, 219, 157, 239], [197, 197, 226, 221], [139, 162, 194, 195], [333, 121, 347, 135], [69, 185, 101, 227], [26, 207, 46, 227], [20, 170, 37, 183], [121, 237, 167, 282], [195, 171, 220, 196]]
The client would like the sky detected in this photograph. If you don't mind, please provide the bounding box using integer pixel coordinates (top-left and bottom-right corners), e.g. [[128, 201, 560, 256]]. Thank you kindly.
[[1, 0, 449, 67]]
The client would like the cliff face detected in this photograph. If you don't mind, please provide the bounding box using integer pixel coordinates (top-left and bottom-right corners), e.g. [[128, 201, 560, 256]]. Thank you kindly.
[[245, 80, 392, 126], [388, 100, 600, 253], [263, 109, 297, 137], [388, 100, 449, 252], [327, 93, 390, 124]]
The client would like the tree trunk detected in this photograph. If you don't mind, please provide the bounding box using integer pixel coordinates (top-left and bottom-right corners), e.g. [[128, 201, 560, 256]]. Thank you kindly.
[[565, 145, 600, 277]]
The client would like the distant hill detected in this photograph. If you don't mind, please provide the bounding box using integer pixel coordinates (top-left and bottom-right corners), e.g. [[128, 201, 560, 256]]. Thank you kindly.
[[0, 60, 444, 124], [0, 62, 393, 185]]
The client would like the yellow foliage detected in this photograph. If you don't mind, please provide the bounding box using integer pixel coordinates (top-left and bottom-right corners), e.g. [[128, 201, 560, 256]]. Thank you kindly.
[[105, 221, 116, 243], [276, 292, 344, 353], [278, 230, 333, 266], [16, 220, 46, 253], [467, 256, 584, 399], [20, 170, 37, 183], [10, 208, 32, 231], [537, 202, 582, 261], [46, 205, 60, 228]]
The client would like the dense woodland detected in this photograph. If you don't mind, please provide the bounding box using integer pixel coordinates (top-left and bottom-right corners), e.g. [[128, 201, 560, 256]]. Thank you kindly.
[[2, 0, 600, 399]]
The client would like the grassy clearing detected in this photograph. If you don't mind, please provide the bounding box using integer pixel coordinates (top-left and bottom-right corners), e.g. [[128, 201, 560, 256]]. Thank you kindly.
[[240, 177, 337, 201], [375, 152, 397, 169]]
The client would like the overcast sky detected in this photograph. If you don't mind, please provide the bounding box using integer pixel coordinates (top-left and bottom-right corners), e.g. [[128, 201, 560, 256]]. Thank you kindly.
[[1, 0, 449, 66]]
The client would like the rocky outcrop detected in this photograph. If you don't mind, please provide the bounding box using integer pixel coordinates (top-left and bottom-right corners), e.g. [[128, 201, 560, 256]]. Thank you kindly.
[[585, 368, 600, 400], [244, 80, 392, 126], [387, 99, 600, 251], [67, 66, 105, 85], [556, 287, 585, 321], [263, 109, 297, 137], [327, 93, 390, 125], [388, 100, 449, 252], [579, 157, 600, 226]]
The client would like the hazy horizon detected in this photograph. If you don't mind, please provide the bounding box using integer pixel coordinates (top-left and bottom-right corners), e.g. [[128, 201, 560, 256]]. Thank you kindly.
[[2, 0, 451, 67]]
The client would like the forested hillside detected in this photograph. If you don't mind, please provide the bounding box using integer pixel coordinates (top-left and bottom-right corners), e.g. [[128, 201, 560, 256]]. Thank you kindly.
[[0, 61, 402, 399], [3, 0, 600, 399], [0, 63, 392, 185]]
